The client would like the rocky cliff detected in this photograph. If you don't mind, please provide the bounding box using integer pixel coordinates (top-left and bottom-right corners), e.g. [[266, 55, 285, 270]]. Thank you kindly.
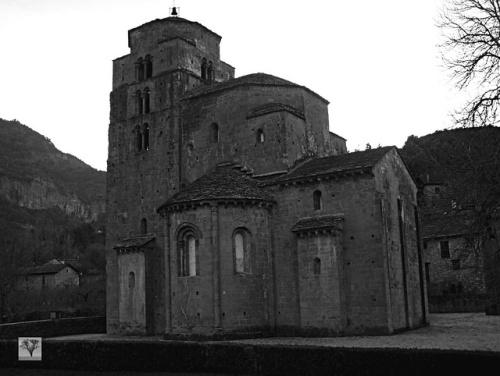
[[0, 118, 105, 222], [0, 118, 106, 277]]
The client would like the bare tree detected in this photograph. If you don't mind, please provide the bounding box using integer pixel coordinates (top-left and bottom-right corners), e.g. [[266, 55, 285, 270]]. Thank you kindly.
[[20, 339, 40, 357], [440, 0, 500, 127]]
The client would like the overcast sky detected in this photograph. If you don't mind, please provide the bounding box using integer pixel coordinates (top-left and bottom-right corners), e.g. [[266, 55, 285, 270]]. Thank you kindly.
[[0, 0, 465, 171]]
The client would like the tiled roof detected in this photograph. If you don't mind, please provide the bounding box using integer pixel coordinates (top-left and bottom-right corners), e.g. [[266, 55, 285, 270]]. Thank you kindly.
[[422, 213, 471, 239], [329, 131, 346, 141], [275, 146, 395, 183], [20, 262, 79, 276], [247, 103, 305, 120], [291, 215, 344, 233], [114, 235, 156, 250], [129, 16, 221, 39], [183, 73, 328, 103], [159, 162, 274, 211]]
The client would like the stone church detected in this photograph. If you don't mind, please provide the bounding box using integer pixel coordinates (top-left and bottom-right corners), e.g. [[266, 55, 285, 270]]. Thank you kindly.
[[106, 14, 428, 337]]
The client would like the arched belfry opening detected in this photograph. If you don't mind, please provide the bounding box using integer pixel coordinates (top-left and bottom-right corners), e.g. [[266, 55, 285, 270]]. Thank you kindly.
[[143, 123, 150, 151], [135, 125, 143, 151], [136, 58, 144, 81], [207, 61, 214, 82], [144, 88, 150, 114], [145, 55, 153, 79], [136, 90, 143, 114]]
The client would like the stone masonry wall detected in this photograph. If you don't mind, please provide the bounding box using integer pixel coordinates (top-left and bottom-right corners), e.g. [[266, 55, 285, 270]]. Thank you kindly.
[[180, 85, 331, 184], [269, 175, 391, 335], [296, 232, 345, 333], [107, 18, 231, 334], [373, 149, 427, 331], [117, 251, 146, 334], [165, 205, 272, 335]]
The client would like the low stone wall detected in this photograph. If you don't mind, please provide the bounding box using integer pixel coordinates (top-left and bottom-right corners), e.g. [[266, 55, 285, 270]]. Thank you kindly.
[[0, 316, 105, 339], [0, 339, 498, 375], [429, 294, 487, 313]]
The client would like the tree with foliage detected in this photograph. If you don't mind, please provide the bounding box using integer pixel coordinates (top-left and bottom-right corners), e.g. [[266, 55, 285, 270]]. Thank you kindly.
[[440, 0, 500, 127], [402, 127, 500, 314], [20, 338, 40, 357]]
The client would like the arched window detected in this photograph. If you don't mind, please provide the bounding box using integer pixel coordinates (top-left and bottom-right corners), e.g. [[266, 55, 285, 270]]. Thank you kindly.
[[137, 58, 144, 81], [145, 55, 153, 79], [234, 229, 251, 273], [135, 125, 143, 151], [140, 218, 147, 234], [136, 90, 143, 114], [256, 129, 265, 143], [201, 58, 207, 80], [178, 227, 198, 277], [143, 123, 150, 151], [144, 88, 150, 114], [207, 61, 214, 82], [210, 122, 219, 143], [313, 257, 321, 275], [128, 271, 135, 289], [313, 190, 322, 210]]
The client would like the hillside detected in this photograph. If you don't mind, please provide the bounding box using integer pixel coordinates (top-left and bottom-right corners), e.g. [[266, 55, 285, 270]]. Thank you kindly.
[[400, 126, 500, 186], [0, 118, 106, 300], [0, 118, 105, 218]]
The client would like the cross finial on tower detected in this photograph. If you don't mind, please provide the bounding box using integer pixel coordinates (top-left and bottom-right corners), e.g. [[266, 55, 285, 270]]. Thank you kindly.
[[170, 0, 179, 17]]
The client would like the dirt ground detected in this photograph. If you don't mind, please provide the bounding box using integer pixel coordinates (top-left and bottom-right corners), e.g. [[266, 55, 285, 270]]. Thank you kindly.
[[231, 313, 500, 352], [49, 313, 500, 352]]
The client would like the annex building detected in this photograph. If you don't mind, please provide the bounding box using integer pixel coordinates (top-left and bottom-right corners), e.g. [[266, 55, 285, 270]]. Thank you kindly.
[[106, 14, 428, 337]]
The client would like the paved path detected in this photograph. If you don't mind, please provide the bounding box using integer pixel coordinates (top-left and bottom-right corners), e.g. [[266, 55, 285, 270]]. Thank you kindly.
[[49, 313, 500, 352], [232, 313, 500, 352]]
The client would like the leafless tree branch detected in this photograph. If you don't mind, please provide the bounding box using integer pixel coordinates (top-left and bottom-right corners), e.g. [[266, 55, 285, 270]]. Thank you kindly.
[[440, 0, 500, 127]]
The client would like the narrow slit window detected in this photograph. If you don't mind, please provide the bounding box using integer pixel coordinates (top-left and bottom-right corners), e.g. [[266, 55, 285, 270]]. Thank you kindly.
[[256, 129, 265, 143], [140, 218, 147, 234], [313, 190, 322, 210], [211, 122, 219, 143], [234, 229, 251, 273], [128, 271, 135, 289], [440, 240, 450, 259], [187, 235, 197, 276], [201, 58, 207, 80], [313, 257, 321, 275], [235, 233, 244, 273], [178, 229, 198, 277]]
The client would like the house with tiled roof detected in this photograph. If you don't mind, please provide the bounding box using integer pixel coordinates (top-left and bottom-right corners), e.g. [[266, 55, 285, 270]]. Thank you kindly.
[[418, 183, 487, 312], [17, 259, 80, 291], [106, 14, 427, 336]]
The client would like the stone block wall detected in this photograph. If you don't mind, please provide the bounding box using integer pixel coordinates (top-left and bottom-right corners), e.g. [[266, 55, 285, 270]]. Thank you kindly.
[[180, 85, 332, 182], [165, 204, 272, 335], [269, 174, 392, 334], [423, 237, 485, 302], [374, 149, 427, 331], [117, 251, 146, 334], [296, 232, 345, 333]]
